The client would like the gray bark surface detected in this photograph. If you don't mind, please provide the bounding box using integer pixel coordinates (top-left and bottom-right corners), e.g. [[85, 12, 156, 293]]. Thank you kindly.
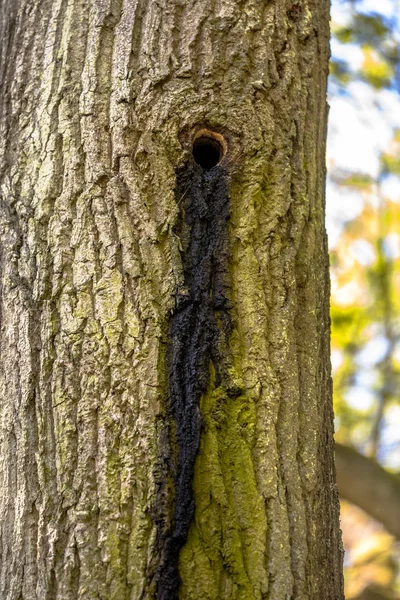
[[0, 0, 343, 598]]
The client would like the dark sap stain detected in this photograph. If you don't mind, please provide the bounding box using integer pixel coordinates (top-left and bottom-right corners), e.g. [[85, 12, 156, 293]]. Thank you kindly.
[[154, 160, 232, 599]]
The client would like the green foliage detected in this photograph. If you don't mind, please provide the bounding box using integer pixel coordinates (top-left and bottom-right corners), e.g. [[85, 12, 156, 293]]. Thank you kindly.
[[329, 2, 400, 596], [381, 153, 400, 177], [331, 8, 399, 91], [331, 171, 374, 190], [330, 59, 352, 84], [334, 14, 390, 45], [362, 46, 394, 89]]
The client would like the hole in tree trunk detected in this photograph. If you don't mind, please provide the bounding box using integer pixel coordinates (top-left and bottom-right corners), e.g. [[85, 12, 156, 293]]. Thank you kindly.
[[192, 130, 226, 169]]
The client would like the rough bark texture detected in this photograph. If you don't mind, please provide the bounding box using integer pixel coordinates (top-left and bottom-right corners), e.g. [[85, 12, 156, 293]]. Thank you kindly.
[[0, 0, 343, 599]]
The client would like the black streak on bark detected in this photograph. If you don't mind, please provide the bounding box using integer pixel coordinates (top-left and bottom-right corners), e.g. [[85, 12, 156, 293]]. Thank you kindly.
[[155, 161, 231, 599]]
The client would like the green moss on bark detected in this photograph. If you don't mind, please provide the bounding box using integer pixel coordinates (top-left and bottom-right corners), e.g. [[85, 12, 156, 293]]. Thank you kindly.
[[179, 379, 268, 600]]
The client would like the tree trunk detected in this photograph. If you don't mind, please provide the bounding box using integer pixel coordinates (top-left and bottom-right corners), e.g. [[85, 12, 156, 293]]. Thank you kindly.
[[0, 0, 343, 598]]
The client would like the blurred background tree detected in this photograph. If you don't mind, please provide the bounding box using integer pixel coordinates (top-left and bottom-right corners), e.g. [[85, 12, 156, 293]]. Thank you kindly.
[[328, 0, 400, 598]]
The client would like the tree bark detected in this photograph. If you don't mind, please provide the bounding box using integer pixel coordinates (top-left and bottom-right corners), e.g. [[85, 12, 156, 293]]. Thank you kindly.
[[0, 0, 343, 599]]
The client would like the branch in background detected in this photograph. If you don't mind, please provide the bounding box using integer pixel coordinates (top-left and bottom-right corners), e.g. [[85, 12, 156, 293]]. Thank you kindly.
[[354, 585, 397, 600], [335, 443, 400, 539]]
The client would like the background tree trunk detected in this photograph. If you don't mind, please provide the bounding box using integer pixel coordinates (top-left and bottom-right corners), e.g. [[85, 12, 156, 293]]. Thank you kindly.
[[0, 0, 343, 598]]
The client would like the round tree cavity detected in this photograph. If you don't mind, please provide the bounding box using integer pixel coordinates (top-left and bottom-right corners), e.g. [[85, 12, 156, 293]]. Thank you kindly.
[[192, 136, 223, 169]]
